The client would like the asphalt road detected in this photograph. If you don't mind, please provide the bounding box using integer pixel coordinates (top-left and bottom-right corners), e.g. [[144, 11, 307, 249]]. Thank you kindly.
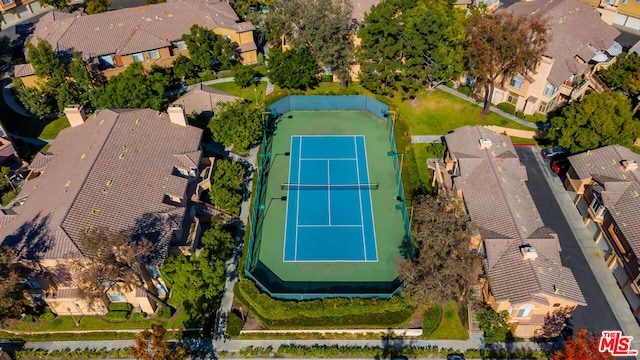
[[515, 146, 622, 337]]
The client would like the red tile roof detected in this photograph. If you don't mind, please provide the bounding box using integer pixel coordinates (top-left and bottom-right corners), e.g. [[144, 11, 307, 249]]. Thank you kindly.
[[505, 0, 619, 87], [0, 109, 202, 266], [445, 126, 585, 306], [172, 84, 241, 115]]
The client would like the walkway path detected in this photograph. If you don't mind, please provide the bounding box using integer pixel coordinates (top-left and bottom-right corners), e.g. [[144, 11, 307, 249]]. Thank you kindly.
[[436, 85, 537, 129]]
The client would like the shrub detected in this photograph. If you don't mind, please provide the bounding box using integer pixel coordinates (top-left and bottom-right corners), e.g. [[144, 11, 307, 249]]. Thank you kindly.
[[422, 306, 442, 337], [1, 190, 18, 206], [157, 306, 174, 319], [227, 311, 244, 337], [131, 312, 147, 321], [445, 80, 455, 88], [234, 278, 414, 328], [108, 302, 133, 313], [22, 314, 34, 323], [515, 111, 524, 119], [497, 102, 516, 115], [458, 85, 472, 96], [233, 65, 257, 88], [321, 75, 333, 83], [104, 310, 129, 321], [38, 308, 56, 322]]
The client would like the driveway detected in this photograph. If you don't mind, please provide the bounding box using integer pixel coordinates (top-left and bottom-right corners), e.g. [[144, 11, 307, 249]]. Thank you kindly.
[[515, 146, 622, 336]]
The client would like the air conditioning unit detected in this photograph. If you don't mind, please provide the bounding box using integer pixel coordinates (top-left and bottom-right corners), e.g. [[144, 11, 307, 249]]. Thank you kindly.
[[479, 138, 492, 150], [622, 160, 638, 172], [520, 245, 538, 260]]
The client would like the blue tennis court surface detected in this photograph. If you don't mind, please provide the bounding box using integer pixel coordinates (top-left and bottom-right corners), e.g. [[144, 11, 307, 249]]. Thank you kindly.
[[284, 135, 378, 262]]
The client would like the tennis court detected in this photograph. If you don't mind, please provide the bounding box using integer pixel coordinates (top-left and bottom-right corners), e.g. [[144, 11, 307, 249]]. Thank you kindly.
[[284, 135, 378, 262]]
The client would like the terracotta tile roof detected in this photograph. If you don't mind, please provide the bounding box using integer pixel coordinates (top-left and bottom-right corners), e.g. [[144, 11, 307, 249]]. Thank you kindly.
[[445, 126, 585, 307], [172, 84, 241, 115], [0, 109, 202, 267], [13, 64, 34, 78], [351, 0, 381, 23], [568, 145, 640, 257], [505, 0, 619, 87], [30, 0, 256, 61], [28, 152, 56, 172]]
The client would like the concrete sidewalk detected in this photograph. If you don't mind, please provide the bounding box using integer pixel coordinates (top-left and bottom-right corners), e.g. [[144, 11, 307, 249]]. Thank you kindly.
[[529, 145, 640, 353]]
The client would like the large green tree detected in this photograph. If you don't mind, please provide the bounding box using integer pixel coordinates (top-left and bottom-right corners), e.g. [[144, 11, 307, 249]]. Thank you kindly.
[[267, 0, 353, 86], [26, 39, 66, 83], [182, 25, 238, 72], [548, 91, 640, 153], [466, 11, 549, 113], [92, 63, 169, 111], [267, 48, 318, 89], [15, 80, 57, 116], [0, 247, 27, 325], [397, 194, 477, 306], [85, 0, 111, 14], [0, 36, 12, 64], [38, 0, 69, 9], [207, 158, 245, 214], [208, 100, 263, 152], [600, 52, 640, 97]]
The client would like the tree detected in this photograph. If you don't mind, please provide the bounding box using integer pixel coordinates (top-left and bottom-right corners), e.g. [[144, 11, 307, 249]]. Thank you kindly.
[[15, 80, 57, 117], [535, 306, 573, 339], [0, 36, 12, 64], [69, 52, 98, 92], [208, 100, 263, 152], [548, 92, 640, 153], [397, 194, 477, 306], [54, 81, 81, 112], [146, 0, 166, 4], [400, 0, 466, 98], [232, 64, 257, 88], [26, 39, 66, 83], [267, 48, 318, 89], [172, 55, 196, 79], [466, 11, 549, 113], [207, 158, 245, 214], [75, 227, 158, 309], [200, 216, 235, 260], [0, 247, 27, 325], [85, 0, 111, 14], [267, 0, 353, 86], [476, 307, 511, 343], [130, 325, 189, 360], [38, 0, 69, 9], [551, 329, 615, 360], [182, 25, 238, 72], [92, 63, 169, 111]]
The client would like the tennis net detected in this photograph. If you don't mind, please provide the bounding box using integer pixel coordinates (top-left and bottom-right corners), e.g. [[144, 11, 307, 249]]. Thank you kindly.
[[281, 183, 379, 191]]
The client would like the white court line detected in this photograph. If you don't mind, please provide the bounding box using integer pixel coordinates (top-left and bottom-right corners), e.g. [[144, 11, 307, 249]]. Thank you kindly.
[[301, 158, 357, 161], [294, 136, 303, 261], [327, 159, 331, 226], [361, 136, 379, 260], [282, 136, 294, 262], [297, 224, 361, 228], [353, 135, 367, 261], [283, 259, 378, 263]]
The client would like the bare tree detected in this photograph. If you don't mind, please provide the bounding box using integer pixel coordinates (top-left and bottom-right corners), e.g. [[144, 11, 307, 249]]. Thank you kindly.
[[535, 306, 573, 339], [397, 194, 478, 306], [130, 325, 189, 360], [466, 11, 549, 113]]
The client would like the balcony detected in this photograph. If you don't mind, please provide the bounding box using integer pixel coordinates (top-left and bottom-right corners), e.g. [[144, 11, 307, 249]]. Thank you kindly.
[[559, 78, 590, 100]]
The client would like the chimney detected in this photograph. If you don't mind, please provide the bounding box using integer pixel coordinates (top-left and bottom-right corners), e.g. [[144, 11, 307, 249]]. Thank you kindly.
[[520, 244, 538, 260], [167, 105, 188, 126], [622, 160, 638, 172], [479, 138, 492, 150], [64, 105, 87, 127]]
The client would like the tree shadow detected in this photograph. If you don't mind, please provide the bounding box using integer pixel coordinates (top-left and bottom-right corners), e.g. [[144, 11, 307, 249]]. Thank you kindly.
[[3, 212, 54, 261]]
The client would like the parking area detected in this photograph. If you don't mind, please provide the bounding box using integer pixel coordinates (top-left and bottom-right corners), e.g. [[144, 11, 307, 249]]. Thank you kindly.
[[515, 145, 622, 337]]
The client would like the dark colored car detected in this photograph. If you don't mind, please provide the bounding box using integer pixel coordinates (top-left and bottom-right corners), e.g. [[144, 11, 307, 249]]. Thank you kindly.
[[537, 122, 552, 131], [541, 147, 570, 160], [447, 354, 465, 360], [551, 158, 571, 175]]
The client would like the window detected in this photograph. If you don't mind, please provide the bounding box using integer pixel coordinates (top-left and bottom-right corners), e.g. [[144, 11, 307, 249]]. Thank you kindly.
[[175, 41, 187, 51], [507, 92, 519, 105], [1, 0, 13, 5], [544, 83, 556, 97], [147, 265, 161, 279], [553, 303, 561, 308], [148, 49, 160, 60], [516, 304, 534, 318], [622, 0, 628, 3], [98, 54, 114, 68], [509, 75, 524, 90], [25, 277, 42, 290], [590, 189, 608, 219], [107, 292, 127, 302], [538, 101, 548, 113], [603, 0, 616, 4], [132, 52, 144, 62], [322, 66, 332, 76]]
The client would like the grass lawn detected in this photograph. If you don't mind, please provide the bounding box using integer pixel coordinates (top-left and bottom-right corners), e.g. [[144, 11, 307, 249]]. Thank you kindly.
[[209, 81, 267, 103], [38, 116, 70, 140], [511, 136, 539, 145], [428, 301, 468, 340]]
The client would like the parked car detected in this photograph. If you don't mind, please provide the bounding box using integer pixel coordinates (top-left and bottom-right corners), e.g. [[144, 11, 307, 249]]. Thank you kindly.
[[551, 158, 571, 175], [536, 121, 552, 131], [447, 354, 465, 360], [541, 147, 570, 160]]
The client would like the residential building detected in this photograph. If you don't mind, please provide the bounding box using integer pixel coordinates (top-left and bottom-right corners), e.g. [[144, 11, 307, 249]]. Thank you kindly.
[[0, 0, 44, 27], [172, 84, 241, 119], [0, 119, 23, 171], [488, 0, 620, 115], [582, 0, 640, 31], [0, 105, 203, 316], [27, 0, 257, 79], [432, 126, 586, 338], [564, 145, 640, 321]]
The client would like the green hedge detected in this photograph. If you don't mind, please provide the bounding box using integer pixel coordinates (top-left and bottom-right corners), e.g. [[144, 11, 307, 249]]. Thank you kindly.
[[234, 279, 414, 328], [107, 302, 133, 313], [458, 86, 472, 96], [131, 312, 147, 321], [227, 312, 244, 337], [157, 306, 174, 319], [422, 306, 441, 337], [104, 311, 129, 321], [497, 102, 516, 115], [38, 309, 56, 322]]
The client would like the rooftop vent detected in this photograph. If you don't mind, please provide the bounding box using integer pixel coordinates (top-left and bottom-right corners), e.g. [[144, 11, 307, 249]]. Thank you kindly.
[[479, 138, 492, 150], [520, 244, 538, 260], [622, 160, 638, 172]]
